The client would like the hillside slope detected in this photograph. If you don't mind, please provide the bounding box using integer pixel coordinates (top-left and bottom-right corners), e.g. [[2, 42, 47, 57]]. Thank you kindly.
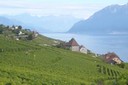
[[0, 34, 127, 85], [69, 4, 128, 35]]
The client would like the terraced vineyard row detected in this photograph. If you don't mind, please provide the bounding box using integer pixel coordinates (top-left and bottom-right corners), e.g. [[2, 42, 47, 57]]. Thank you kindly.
[[97, 64, 121, 78]]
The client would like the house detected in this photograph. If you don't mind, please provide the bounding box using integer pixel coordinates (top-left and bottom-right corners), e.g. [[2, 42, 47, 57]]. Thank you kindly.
[[104, 52, 122, 64], [15, 35, 28, 40], [15, 26, 18, 29], [18, 31, 24, 35], [65, 38, 88, 54], [79, 45, 88, 54], [66, 38, 80, 52]]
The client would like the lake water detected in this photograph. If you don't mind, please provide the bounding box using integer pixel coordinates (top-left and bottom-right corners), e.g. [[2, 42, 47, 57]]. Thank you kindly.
[[43, 33, 128, 62]]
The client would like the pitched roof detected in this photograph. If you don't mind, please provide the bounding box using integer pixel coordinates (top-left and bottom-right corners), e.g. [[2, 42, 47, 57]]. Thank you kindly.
[[104, 52, 121, 62], [68, 38, 79, 46], [79, 45, 85, 49]]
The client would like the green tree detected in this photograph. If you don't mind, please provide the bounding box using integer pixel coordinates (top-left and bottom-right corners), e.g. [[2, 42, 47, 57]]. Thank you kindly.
[[18, 25, 22, 30], [0, 28, 3, 34], [117, 63, 125, 68], [27, 33, 34, 40]]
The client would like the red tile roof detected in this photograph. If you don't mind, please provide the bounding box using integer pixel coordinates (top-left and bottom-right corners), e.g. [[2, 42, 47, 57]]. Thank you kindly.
[[104, 52, 121, 62], [68, 38, 79, 46], [79, 45, 85, 49]]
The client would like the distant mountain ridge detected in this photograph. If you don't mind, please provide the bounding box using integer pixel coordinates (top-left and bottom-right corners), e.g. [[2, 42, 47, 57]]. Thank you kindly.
[[69, 4, 128, 35], [0, 16, 38, 32], [0, 16, 23, 26], [4, 14, 81, 33]]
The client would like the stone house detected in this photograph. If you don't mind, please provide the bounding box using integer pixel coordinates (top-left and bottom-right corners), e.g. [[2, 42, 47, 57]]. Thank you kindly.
[[66, 38, 80, 52], [104, 52, 122, 64], [65, 38, 88, 54]]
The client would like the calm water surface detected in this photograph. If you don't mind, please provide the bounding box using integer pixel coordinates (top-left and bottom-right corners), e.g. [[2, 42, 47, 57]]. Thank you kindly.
[[43, 33, 128, 62]]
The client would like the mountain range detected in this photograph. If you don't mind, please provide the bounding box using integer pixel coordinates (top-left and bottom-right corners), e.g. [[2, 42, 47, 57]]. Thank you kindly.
[[0, 16, 24, 26], [69, 4, 128, 35], [0, 14, 80, 33], [1, 4, 128, 35]]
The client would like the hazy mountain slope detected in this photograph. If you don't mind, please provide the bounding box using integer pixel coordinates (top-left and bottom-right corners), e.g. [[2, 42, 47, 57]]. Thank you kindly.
[[5, 14, 81, 32], [69, 4, 128, 35], [0, 16, 24, 26], [0, 16, 49, 32]]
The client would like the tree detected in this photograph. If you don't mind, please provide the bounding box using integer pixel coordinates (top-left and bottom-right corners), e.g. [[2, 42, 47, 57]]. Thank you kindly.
[[0, 24, 4, 34], [27, 33, 34, 40], [117, 63, 125, 68], [18, 25, 22, 30], [0, 28, 3, 34], [12, 29, 20, 35]]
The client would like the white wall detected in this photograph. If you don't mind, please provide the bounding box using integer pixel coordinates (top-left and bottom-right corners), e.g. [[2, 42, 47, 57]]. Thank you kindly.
[[70, 46, 79, 52], [80, 47, 87, 54]]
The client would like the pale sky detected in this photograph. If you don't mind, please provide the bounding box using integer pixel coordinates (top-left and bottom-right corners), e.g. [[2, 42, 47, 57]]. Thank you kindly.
[[0, 0, 127, 19]]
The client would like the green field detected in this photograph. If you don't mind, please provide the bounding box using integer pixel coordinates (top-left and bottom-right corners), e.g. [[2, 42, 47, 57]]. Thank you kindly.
[[0, 34, 128, 85]]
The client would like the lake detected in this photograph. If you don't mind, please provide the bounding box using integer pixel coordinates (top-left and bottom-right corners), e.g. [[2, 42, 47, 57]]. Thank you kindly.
[[43, 33, 128, 62]]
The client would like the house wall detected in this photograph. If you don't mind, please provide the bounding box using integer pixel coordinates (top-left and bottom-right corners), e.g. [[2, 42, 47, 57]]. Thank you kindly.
[[113, 58, 122, 64], [80, 47, 87, 54], [70, 46, 79, 52]]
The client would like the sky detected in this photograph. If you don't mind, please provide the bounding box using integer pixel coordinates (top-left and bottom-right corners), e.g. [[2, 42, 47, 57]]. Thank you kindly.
[[0, 0, 127, 19]]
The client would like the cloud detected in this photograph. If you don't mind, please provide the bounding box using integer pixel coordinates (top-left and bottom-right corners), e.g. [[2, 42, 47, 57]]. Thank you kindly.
[[110, 32, 128, 35], [0, 0, 107, 19]]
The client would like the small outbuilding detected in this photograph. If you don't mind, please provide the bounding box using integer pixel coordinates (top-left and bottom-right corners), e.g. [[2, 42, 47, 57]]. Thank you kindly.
[[79, 45, 88, 54]]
